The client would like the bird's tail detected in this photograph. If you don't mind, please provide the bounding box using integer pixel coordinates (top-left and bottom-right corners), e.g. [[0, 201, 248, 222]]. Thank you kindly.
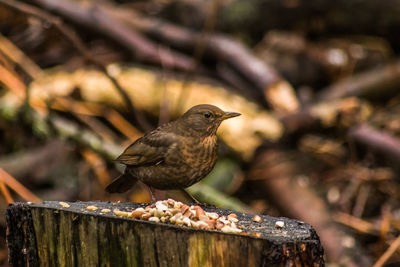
[[105, 172, 137, 193]]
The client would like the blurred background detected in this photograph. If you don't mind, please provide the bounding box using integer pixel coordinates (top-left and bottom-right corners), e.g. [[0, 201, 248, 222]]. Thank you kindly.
[[1, 0, 400, 266]]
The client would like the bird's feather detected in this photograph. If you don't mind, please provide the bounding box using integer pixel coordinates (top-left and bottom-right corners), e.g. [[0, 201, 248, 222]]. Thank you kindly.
[[105, 172, 137, 193], [116, 128, 179, 166]]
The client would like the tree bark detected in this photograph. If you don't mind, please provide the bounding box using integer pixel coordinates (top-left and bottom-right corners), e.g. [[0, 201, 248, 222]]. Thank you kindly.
[[7, 201, 325, 267]]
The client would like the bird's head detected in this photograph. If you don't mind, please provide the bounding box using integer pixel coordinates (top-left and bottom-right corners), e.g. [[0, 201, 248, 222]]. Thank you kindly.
[[179, 104, 241, 136]]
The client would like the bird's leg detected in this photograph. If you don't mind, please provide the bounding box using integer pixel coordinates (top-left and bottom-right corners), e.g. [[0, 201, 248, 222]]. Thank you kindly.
[[147, 185, 157, 202], [180, 189, 200, 204], [145, 185, 167, 202]]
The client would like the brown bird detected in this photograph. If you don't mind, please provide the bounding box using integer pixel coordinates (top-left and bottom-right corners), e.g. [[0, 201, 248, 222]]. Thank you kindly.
[[106, 104, 240, 202]]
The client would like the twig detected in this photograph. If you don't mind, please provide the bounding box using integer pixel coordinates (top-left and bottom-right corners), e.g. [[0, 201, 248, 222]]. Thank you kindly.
[[75, 113, 119, 142], [378, 205, 392, 255], [40, 97, 142, 140], [49, 115, 122, 160], [0, 179, 14, 203], [373, 235, 400, 267], [0, 168, 41, 203], [334, 211, 377, 235], [0, 64, 27, 98], [0, 33, 43, 79], [317, 60, 400, 101], [81, 149, 111, 187], [352, 184, 370, 217], [102, 66, 153, 131], [348, 124, 400, 164], [50, 97, 124, 141]]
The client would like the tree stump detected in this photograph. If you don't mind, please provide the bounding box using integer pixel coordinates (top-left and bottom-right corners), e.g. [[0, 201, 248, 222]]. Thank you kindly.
[[6, 201, 324, 266]]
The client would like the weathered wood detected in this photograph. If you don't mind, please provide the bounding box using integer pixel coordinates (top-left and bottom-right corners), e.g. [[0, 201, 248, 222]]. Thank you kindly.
[[6, 203, 40, 267], [7, 201, 324, 266]]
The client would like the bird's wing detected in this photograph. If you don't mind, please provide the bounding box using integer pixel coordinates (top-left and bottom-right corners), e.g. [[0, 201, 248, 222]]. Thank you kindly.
[[115, 129, 179, 166]]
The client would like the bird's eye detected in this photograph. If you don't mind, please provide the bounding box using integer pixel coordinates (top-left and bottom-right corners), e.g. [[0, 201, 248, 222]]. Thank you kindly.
[[204, 112, 212, 118]]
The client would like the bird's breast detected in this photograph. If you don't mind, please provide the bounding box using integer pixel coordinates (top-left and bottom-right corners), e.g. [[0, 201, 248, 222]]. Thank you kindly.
[[180, 135, 218, 175]]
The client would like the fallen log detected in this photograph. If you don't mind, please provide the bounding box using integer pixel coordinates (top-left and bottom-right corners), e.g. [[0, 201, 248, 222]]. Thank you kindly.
[[7, 201, 324, 266]]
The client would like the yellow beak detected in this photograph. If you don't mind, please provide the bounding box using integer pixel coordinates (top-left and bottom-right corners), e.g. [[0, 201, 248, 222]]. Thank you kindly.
[[221, 111, 241, 120]]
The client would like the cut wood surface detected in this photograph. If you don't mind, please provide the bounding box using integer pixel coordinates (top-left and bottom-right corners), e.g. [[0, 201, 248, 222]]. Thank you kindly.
[[7, 201, 324, 266]]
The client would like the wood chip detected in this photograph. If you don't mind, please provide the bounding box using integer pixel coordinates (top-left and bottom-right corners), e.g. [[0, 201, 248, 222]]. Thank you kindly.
[[59, 202, 70, 208], [253, 215, 262, 223], [100, 209, 111, 213], [275, 221, 285, 228], [86, 205, 98, 211]]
